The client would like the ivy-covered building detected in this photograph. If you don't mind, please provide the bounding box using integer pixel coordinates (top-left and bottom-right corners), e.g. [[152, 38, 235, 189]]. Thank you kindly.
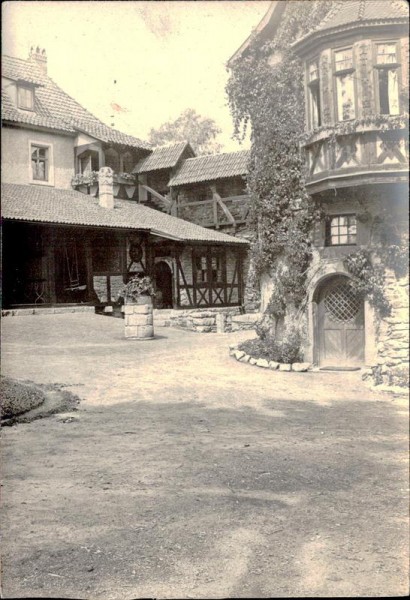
[[228, 0, 409, 384]]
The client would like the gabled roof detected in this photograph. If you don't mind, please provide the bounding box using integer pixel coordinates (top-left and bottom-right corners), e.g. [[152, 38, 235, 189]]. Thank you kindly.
[[293, 0, 409, 52], [227, 1, 286, 67], [133, 142, 195, 174], [168, 150, 250, 187], [1, 183, 248, 245], [2, 54, 151, 150]]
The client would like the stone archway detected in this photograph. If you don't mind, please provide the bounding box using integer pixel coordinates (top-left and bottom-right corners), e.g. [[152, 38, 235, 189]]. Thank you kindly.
[[314, 274, 365, 369]]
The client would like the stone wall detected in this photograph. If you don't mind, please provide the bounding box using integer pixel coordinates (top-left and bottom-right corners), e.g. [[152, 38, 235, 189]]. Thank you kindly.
[[154, 306, 256, 333], [363, 269, 409, 387]]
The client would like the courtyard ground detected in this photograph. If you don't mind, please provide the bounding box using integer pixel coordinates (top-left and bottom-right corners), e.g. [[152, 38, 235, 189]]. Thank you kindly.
[[1, 313, 409, 598]]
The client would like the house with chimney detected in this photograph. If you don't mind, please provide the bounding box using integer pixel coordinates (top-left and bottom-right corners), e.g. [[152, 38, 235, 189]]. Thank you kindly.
[[1, 47, 250, 328]]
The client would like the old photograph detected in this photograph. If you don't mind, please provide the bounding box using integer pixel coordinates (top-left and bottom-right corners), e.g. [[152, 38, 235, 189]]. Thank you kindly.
[[1, 0, 409, 597]]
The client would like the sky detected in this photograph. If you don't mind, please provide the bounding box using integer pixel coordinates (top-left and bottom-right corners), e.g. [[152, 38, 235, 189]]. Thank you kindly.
[[2, 1, 271, 151]]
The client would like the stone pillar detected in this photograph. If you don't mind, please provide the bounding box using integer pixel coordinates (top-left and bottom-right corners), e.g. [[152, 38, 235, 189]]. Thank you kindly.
[[98, 167, 114, 210], [216, 312, 225, 333], [124, 296, 154, 339]]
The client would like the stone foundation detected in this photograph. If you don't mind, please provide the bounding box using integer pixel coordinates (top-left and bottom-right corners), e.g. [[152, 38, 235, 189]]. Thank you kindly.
[[2, 306, 95, 316], [363, 270, 409, 388]]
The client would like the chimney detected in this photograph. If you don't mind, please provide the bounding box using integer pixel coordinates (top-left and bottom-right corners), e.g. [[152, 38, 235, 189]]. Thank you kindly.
[[29, 46, 47, 75], [98, 167, 114, 210]]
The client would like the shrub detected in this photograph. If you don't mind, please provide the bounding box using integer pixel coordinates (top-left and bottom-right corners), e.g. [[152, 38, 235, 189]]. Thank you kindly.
[[1, 377, 45, 419], [238, 328, 303, 363]]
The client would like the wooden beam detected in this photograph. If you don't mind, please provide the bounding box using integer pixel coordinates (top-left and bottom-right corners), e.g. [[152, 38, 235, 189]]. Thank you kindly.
[[210, 185, 236, 226], [141, 184, 171, 208]]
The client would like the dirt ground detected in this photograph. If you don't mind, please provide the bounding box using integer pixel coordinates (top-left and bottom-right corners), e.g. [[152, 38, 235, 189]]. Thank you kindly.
[[1, 313, 409, 599]]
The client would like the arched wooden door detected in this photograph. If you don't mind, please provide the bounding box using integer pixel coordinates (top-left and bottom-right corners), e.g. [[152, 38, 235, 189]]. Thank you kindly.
[[317, 276, 364, 368]]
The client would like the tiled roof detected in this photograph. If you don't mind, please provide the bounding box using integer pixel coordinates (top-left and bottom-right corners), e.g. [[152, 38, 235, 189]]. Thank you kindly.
[[1, 88, 75, 133], [1, 183, 248, 246], [293, 0, 409, 49], [168, 150, 250, 187], [133, 142, 195, 174], [2, 54, 151, 150]]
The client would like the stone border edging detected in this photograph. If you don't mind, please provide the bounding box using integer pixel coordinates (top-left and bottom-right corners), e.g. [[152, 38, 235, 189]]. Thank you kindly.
[[229, 345, 311, 372]]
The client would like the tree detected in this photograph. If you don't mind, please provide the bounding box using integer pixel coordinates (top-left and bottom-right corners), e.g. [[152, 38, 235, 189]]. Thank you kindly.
[[148, 108, 223, 155]]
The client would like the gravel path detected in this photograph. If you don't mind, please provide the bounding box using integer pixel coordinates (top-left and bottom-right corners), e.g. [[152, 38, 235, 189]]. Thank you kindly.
[[1, 314, 408, 598]]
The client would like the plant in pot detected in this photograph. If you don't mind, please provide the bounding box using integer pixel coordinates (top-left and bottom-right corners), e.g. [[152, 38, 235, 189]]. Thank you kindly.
[[121, 275, 156, 340]]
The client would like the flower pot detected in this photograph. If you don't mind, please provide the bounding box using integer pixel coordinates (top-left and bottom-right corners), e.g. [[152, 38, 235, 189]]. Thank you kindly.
[[113, 183, 121, 197], [78, 184, 88, 195], [124, 296, 154, 340]]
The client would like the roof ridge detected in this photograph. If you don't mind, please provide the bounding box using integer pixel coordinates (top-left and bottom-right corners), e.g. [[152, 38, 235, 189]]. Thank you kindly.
[[182, 149, 250, 162], [2, 52, 151, 150]]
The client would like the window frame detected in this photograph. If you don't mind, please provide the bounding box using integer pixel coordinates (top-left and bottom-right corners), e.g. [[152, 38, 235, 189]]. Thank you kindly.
[[307, 59, 322, 129], [17, 84, 35, 111], [373, 40, 402, 116], [29, 140, 54, 186], [332, 46, 357, 122], [325, 214, 358, 247]]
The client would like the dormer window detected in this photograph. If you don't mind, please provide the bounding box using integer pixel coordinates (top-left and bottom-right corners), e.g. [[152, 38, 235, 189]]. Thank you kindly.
[[18, 85, 34, 111], [334, 48, 356, 121], [375, 43, 400, 115], [308, 60, 321, 128]]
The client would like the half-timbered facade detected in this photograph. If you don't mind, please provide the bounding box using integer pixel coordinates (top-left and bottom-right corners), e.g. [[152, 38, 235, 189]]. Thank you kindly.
[[1, 49, 248, 315]]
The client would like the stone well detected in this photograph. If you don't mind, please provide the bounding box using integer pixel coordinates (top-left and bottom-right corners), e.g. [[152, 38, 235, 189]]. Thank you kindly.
[[124, 296, 154, 340]]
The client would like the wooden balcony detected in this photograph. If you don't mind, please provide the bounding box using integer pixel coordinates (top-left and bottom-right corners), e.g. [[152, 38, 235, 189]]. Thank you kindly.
[[302, 125, 408, 194], [71, 172, 137, 200], [176, 194, 250, 230]]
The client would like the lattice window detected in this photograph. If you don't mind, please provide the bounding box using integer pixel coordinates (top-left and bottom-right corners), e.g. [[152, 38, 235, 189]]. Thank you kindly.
[[324, 284, 361, 323], [326, 214, 357, 246]]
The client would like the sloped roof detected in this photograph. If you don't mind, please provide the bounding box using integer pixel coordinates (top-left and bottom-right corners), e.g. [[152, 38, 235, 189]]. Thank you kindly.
[[133, 142, 195, 174], [2, 54, 151, 150], [293, 0, 409, 51], [1, 183, 248, 245], [168, 150, 250, 187]]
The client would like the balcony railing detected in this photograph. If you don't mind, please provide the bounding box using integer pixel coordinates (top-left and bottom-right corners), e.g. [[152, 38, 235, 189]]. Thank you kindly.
[[71, 171, 137, 199], [176, 194, 250, 229], [302, 123, 408, 192]]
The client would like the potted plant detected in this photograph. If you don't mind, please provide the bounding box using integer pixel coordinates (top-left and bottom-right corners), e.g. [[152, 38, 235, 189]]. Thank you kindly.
[[121, 275, 156, 340]]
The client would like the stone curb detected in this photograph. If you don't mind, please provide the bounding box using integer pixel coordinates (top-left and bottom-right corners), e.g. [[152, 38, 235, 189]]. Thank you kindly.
[[229, 345, 311, 372]]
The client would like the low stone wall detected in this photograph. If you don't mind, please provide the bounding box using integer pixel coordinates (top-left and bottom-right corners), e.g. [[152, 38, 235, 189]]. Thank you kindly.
[[167, 307, 241, 333], [152, 308, 261, 333]]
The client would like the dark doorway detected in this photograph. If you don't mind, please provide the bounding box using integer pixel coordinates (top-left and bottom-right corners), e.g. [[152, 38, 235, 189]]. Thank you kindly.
[[154, 261, 173, 308]]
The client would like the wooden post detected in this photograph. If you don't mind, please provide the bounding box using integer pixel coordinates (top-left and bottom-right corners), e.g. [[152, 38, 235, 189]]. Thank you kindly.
[[144, 234, 155, 279], [46, 228, 57, 304], [84, 236, 94, 303], [138, 174, 148, 203], [237, 249, 245, 307]]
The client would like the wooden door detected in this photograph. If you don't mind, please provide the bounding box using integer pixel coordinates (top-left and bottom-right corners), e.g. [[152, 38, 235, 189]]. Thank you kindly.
[[317, 277, 364, 368]]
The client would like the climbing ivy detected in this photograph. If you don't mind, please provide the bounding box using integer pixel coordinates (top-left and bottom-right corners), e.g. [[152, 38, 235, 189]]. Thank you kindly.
[[226, 1, 337, 319], [227, 0, 408, 326]]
